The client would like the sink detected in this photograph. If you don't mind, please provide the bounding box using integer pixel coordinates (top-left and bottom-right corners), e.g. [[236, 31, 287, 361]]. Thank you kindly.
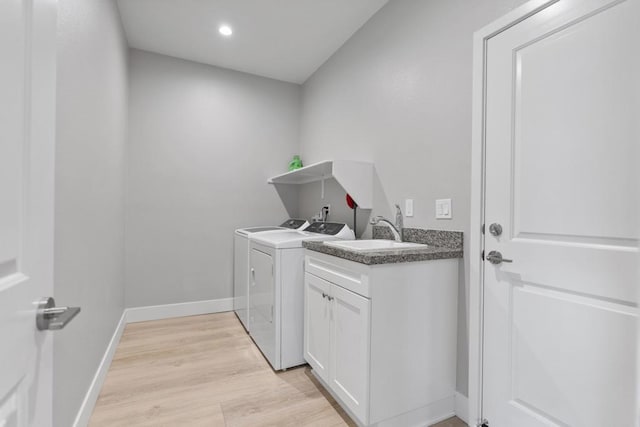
[[324, 240, 428, 252]]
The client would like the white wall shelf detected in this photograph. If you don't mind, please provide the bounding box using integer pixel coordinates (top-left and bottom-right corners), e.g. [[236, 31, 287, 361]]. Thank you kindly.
[[268, 160, 374, 209]]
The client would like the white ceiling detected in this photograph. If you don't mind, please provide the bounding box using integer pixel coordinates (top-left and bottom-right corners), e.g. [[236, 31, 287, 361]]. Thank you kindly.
[[116, 0, 388, 84]]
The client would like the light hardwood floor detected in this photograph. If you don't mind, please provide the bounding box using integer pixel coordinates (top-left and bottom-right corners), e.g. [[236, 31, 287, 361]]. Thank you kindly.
[[90, 312, 467, 427]]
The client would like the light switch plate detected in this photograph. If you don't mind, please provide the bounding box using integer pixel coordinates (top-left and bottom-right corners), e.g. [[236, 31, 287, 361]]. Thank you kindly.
[[405, 199, 414, 217], [435, 199, 452, 219]]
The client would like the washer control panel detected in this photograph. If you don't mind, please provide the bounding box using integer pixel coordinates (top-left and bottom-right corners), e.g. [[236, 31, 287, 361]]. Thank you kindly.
[[280, 219, 308, 229], [304, 222, 348, 236]]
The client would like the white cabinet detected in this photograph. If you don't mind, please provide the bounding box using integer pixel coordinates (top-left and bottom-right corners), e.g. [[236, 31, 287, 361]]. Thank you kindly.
[[329, 282, 370, 423], [304, 251, 458, 427], [304, 273, 371, 422], [304, 273, 331, 382]]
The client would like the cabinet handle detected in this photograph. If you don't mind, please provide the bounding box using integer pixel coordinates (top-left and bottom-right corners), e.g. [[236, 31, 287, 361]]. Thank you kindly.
[[321, 292, 327, 299], [327, 295, 334, 301]]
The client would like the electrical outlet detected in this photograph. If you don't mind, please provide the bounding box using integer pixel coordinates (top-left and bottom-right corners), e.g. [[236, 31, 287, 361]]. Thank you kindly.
[[435, 199, 452, 219], [405, 199, 414, 217]]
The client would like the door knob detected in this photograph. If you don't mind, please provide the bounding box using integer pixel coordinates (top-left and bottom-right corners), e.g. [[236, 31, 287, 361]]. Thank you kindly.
[[486, 250, 513, 265], [36, 297, 81, 331], [489, 223, 503, 236]]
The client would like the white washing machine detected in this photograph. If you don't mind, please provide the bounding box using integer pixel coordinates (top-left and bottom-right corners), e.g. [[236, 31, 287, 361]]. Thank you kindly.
[[248, 222, 354, 370], [234, 219, 308, 331]]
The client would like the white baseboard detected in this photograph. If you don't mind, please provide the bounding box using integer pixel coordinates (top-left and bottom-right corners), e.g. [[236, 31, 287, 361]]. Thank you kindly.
[[72, 311, 127, 427], [73, 297, 233, 426], [125, 298, 234, 323], [311, 370, 456, 427], [455, 392, 470, 425]]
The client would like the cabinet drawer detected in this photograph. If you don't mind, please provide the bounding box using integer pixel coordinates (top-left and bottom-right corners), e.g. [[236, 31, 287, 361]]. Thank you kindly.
[[305, 252, 370, 298]]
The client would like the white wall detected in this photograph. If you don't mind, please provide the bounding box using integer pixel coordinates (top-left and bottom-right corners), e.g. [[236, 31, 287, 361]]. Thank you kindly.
[[299, 0, 528, 396], [125, 50, 301, 307], [54, 0, 128, 425]]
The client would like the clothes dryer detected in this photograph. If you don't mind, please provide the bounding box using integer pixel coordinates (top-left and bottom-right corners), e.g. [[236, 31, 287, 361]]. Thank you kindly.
[[233, 219, 308, 331], [248, 222, 354, 370]]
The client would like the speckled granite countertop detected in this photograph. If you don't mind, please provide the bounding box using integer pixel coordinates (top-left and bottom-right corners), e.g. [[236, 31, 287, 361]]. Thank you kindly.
[[303, 227, 463, 265]]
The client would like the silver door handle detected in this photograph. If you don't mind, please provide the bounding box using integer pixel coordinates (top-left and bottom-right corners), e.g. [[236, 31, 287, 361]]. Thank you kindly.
[[486, 250, 513, 265], [36, 297, 81, 330]]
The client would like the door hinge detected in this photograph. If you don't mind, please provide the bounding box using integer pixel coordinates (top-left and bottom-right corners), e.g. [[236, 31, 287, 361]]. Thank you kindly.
[[481, 250, 485, 261], [476, 419, 489, 427], [481, 223, 485, 234]]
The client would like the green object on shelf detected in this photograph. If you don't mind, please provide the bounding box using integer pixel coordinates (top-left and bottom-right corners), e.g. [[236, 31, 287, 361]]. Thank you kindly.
[[288, 155, 303, 171]]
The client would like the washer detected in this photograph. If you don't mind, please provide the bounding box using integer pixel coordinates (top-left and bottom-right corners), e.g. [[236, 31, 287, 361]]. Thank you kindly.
[[234, 219, 308, 331], [248, 222, 354, 370]]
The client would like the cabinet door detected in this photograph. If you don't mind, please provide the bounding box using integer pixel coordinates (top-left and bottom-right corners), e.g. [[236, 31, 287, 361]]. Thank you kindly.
[[304, 273, 330, 382], [330, 284, 371, 424], [249, 248, 276, 367]]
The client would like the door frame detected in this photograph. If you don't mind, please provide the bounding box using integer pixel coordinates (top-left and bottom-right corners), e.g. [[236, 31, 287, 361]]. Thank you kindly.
[[468, 1, 561, 425]]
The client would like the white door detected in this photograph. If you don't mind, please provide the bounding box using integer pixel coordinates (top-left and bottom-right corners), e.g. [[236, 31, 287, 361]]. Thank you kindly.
[[482, 0, 639, 426], [0, 0, 57, 426], [303, 273, 331, 382], [249, 247, 276, 366], [329, 283, 370, 425]]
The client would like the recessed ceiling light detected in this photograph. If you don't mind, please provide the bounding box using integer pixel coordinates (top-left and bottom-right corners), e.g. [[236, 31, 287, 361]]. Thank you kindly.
[[219, 25, 233, 37]]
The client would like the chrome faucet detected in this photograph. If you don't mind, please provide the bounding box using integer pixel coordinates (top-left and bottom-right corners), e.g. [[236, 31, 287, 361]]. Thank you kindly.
[[370, 204, 404, 242]]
